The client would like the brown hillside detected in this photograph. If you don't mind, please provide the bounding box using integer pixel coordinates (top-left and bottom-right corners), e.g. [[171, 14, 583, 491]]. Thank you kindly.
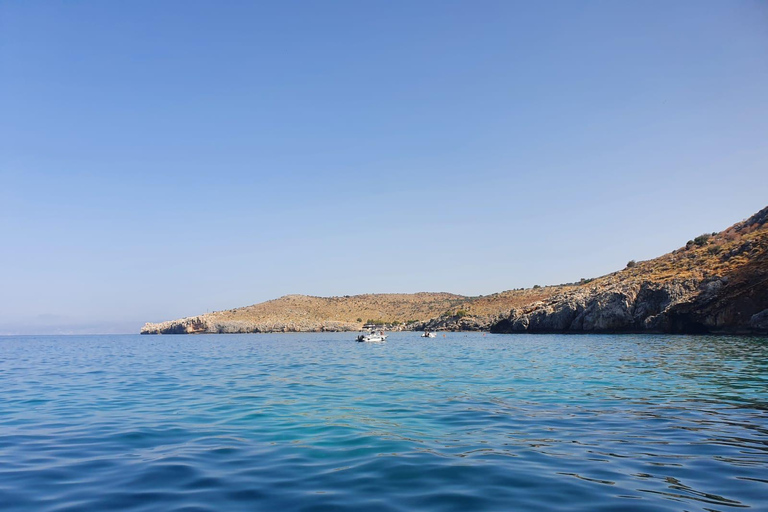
[[141, 288, 563, 334], [488, 205, 768, 334], [142, 206, 768, 334]]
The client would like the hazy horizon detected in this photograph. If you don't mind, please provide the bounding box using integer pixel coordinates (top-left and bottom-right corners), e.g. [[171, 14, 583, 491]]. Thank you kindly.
[[2, 1, 767, 334]]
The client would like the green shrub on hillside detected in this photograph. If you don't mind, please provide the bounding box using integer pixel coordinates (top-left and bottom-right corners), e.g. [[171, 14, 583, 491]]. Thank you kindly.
[[694, 234, 711, 246]]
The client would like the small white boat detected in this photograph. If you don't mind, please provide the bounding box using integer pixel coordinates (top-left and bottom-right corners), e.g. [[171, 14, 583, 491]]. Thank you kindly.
[[356, 331, 388, 343], [421, 331, 436, 338]]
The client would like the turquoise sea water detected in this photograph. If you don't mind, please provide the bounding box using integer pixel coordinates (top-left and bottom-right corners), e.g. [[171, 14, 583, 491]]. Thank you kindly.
[[1, 333, 766, 512]]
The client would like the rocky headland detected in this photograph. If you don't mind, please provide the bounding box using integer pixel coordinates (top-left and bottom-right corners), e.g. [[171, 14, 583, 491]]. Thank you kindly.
[[490, 205, 768, 334], [142, 206, 768, 335]]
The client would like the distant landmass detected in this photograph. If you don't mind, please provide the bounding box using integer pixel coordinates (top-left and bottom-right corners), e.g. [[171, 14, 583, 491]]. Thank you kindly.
[[142, 206, 768, 335]]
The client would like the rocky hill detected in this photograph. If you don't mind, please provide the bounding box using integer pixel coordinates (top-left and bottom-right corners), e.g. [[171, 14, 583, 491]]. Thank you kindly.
[[142, 206, 768, 335], [142, 292, 468, 334], [140, 288, 563, 334], [490, 205, 768, 334]]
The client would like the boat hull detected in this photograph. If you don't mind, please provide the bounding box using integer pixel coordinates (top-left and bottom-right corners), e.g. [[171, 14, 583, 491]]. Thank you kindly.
[[356, 334, 387, 342]]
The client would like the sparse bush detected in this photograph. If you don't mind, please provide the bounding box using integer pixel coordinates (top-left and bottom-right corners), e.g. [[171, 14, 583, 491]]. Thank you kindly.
[[694, 234, 711, 246], [356, 318, 362, 323], [533, 285, 541, 289], [707, 245, 722, 256], [455, 310, 470, 318], [626, 260, 637, 268]]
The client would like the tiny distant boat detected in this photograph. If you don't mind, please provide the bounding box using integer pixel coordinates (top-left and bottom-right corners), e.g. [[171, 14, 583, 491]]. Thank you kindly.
[[421, 331, 436, 338], [357, 331, 387, 343]]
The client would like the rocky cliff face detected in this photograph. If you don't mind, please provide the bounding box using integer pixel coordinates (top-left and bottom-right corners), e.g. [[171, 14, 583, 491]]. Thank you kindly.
[[140, 317, 360, 334], [490, 206, 768, 335], [414, 314, 500, 332], [141, 317, 209, 335], [665, 259, 768, 334], [489, 279, 700, 333]]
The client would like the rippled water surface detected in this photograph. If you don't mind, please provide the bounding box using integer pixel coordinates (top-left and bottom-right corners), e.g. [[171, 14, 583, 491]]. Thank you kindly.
[[1, 333, 767, 511]]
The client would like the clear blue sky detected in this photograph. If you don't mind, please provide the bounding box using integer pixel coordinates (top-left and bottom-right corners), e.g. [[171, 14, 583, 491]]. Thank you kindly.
[[1, 1, 767, 334]]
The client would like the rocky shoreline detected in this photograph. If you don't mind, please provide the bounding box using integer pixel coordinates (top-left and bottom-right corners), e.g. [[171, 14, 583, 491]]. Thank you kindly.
[[142, 206, 768, 336], [140, 317, 361, 335], [488, 276, 767, 335]]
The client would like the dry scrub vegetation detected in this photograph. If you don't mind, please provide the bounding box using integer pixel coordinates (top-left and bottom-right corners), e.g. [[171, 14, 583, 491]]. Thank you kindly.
[[142, 206, 768, 334]]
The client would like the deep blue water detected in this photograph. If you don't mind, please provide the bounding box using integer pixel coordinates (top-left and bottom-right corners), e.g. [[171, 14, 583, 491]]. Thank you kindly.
[[1, 333, 767, 512]]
